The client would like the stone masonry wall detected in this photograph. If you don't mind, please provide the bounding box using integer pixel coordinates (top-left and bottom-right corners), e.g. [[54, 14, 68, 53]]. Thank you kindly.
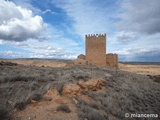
[[86, 34, 106, 66], [106, 53, 118, 68]]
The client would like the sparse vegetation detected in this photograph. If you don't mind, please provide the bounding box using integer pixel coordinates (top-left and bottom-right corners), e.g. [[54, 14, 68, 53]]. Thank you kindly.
[[89, 101, 102, 110], [14, 102, 27, 110], [76, 99, 107, 120], [0, 61, 160, 120], [0, 107, 13, 120], [56, 104, 71, 113], [31, 93, 42, 101], [56, 82, 65, 95]]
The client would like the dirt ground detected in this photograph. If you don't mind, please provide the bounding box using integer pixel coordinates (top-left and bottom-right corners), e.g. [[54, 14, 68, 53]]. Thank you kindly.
[[0, 59, 160, 120], [0, 59, 67, 68], [119, 63, 160, 75], [1, 59, 160, 75], [14, 89, 79, 120]]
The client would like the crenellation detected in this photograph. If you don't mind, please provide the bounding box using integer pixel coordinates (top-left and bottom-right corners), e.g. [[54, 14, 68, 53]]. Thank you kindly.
[[86, 33, 106, 38]]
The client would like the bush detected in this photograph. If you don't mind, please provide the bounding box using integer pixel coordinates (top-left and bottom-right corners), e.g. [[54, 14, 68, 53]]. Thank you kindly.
[[78, 105, 107, 120], [14, 102, 27, 110], [76, 99, 107, 120], [87, 111, 107, 120], [75, 75, 90, 81], [4, 76, 35, 83], [32, 94, 42, 101], [56, 104, 71, 113], [90, 102, 101, 110], [56, 83, 64, 95], [29, 81, 40, 90], [0, 108, 12, 120]]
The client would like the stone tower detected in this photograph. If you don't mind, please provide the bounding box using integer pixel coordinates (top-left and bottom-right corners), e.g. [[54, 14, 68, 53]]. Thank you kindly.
[[85, 34, 106, 66]]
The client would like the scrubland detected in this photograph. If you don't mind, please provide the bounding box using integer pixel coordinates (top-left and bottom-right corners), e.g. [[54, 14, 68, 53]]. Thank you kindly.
[[0, 60, 159, 120]]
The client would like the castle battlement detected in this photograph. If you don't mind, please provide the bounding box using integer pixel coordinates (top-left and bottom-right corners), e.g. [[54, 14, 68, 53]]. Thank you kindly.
[[85, 33, 106, 38]]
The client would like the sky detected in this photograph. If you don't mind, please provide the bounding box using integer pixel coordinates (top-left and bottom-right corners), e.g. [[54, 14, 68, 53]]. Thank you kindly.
[[0, 0, 160, 62]]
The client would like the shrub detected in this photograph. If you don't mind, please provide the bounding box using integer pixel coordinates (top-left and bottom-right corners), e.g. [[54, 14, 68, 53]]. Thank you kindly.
[[56, 83, 64, 95], [87, 111, 106, 120], [29, 81, 40, 90], [76, 75, 90, 80], [32, 94, 42, 101], [76, 99, 107, 120], [56, 104, 71, 113], [90, 102, 101, 110], [14, 102, 26, 110], [78, 105, 107, 120], [0, 107, 13, 120], [4, 76, 35, 83]]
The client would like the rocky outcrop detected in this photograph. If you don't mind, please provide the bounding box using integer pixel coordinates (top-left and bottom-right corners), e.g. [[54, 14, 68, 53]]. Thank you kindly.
[[62, 78, 105, 96], [77, 78, 105, 91], [62, 84, 81, 96]]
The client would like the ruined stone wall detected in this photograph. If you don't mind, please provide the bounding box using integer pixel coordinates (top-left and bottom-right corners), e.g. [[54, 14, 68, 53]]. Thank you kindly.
[[86, 34, 106, 66], [106, 53, 118, 68], [77, 54, 86, 60]]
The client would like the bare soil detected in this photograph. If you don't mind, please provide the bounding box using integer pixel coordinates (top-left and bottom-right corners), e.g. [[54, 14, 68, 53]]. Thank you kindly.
[[1, 59, 160, 75], [119, 62, 160, 75], [0, 60, 160, 120]]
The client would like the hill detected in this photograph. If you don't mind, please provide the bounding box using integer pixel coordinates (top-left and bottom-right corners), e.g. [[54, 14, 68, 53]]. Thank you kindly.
[[0, 60, 159, 120]]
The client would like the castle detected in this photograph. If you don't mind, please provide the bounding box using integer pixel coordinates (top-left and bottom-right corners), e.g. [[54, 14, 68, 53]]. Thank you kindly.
[[77, 34, 118, 68], [86, 34, 106, 66]]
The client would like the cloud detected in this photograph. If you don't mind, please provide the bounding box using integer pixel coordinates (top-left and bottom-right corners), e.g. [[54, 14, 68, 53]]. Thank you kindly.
[[0, 47, 76, 59], [11, 38, 79, 59], [115, 0, 160, 34], [11, 0, 42, 15], [112, 32, 160, 62], [117, 35, 134, 43], [31, 47, 76, 59], [115, 31, 138, 43], [115, 47, 160, 62], [14, 42, 29, 48], [59, 37, 79, 46], [29, 40, 79, 59], [133, 49, 160, 62], [52, 0, 116, 39], [0, 0, 47, 41], [0, 50, 29, 58], [42, 9, 58, 15]]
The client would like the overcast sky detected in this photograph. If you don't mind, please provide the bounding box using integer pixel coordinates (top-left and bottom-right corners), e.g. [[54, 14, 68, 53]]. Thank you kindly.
[[0, 0, 160, 62]]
